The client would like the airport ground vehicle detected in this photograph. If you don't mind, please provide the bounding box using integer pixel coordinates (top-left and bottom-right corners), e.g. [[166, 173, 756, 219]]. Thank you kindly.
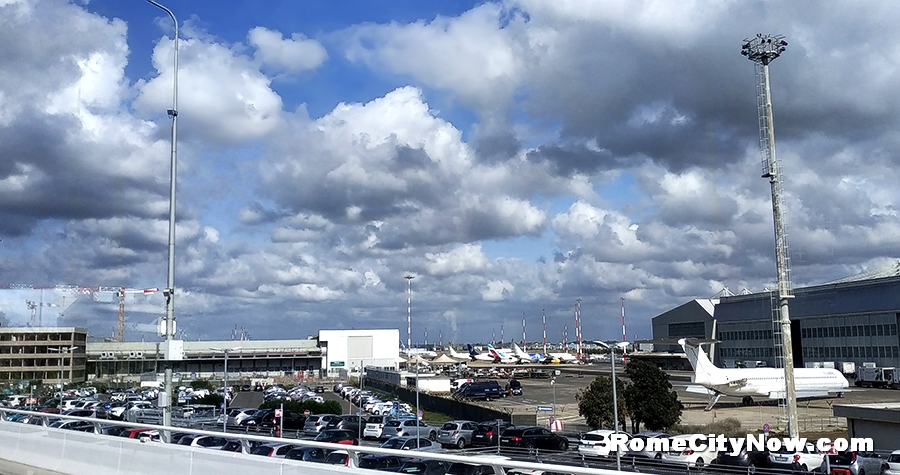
[[454, 381, 505, 401]]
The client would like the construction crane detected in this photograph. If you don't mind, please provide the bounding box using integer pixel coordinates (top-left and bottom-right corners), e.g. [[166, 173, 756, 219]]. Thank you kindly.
[[116, 287, 159, 342]]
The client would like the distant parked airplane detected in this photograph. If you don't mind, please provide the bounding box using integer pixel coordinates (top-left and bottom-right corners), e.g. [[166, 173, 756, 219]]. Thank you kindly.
[[486, 344, 518, 364], [679, 338, 850, 411], [512, 343, 544, 363], [400, 341, 437, 359], [465, 344, 496, 362]]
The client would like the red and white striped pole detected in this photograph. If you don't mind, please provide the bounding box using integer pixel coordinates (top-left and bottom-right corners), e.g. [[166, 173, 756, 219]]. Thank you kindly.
[[522, 312, 526, 350], [573, 301, 580, 360], [621, 297, 627, 362], [541, 308, 547, 355]]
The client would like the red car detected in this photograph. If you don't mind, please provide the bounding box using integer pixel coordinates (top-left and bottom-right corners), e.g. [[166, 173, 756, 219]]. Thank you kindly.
[[314, 429, 358, 445]]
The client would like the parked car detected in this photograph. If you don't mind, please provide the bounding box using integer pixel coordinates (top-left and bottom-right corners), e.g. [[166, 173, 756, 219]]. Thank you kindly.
[[314, 429, 359, 445], [48, 420, 96, 433], [712, 439, 768, 470], [220, 439, 262, 454], [660, 434, 719, 468], [324, 450, 350, 466], [436, 420, 479, 449], [383, 419, 437, 440], [767, 443, 825, 473], [506, 379, 523, 396], [118, 427, 154, 439], [314, 385, 325, 393], [251, 443, 295, 458], [884, 449, 900, 475], [471, 421, 514, 447], [284, 446, 327, 462], [625, 432, 670, 460], [326, 414, 367, 433], [364, 415, 394, 440], [221, 407, 258, 426], [177, 434, 228, 449], [380, 436, 441, 452], [241, 409, 304, 430], [358, 455, 406, 471], [812, 450, 885, 475], [445, 455, 511, 475], [397, 459, 453, 475], [303, 414, 342, 436], [578, 430, 631, 458], [499, 426, 569, 452]]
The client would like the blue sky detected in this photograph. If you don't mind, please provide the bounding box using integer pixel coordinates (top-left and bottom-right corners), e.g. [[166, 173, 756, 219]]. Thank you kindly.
[[2, 0, 900, 345]]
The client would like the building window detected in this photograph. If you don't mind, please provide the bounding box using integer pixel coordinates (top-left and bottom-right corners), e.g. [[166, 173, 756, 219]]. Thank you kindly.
[[894, 346, 899, 358], [877, 325, 885, 336], [839, 326, 846, 338], [668, 322, 707, 338], [852, 326, 859, 337], [892, 325, 898, 336]]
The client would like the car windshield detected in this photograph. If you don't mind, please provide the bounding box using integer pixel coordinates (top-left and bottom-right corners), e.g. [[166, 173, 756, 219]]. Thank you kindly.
[[381, 438, 405, 449]]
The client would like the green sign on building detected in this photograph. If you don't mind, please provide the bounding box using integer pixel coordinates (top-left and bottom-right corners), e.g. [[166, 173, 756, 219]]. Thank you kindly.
[[329, 361, 345, 367]]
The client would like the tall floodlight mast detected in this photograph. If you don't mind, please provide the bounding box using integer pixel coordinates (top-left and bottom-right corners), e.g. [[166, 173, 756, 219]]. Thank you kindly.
[[405, 275, 414, 350], [741, 33, 798, 439]]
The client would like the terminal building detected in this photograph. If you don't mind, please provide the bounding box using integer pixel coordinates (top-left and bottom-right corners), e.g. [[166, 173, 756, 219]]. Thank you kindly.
[[0, 327, 400, 387], [652, 263, 900, 370]]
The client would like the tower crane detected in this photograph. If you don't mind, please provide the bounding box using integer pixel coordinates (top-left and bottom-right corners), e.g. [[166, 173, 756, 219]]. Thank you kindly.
[[116, 287, 159, 342]]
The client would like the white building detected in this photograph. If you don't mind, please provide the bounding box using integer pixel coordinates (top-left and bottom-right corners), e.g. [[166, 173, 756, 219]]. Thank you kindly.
[[318, 329, 400, 376]]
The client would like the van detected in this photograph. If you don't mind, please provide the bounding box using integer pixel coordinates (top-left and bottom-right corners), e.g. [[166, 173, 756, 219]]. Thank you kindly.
[[455, 380, 504, 401]]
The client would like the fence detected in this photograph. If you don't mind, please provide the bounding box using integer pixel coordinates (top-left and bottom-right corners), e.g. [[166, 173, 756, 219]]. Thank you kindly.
[[364, 379, 536, 424]]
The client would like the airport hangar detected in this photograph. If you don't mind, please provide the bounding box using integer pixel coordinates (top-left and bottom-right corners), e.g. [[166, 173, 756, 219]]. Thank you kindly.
[[0, 327, 400, 386], [651, 263, 900, 370]]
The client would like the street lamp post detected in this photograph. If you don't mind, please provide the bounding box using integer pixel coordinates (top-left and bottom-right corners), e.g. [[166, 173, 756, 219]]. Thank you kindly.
[[147, 0, 179, 441], [48, 346, 78, 391], [210, 347, 241, 433], [611, 343, 623, 471]]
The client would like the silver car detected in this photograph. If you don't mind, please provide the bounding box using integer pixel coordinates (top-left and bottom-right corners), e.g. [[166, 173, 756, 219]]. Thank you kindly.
[[436, 420, 478, 449], [302, 414, 341, 436]]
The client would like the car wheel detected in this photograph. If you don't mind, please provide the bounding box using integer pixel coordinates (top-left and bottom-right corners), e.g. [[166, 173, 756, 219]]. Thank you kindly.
[[858, 470, 865, 475], [801, 464, 807, 472], [747, 462, 756, 474], [695, 457, 704, 468], [457, 438, 466, 449], [558, 440, 568, 451], [654, 453, 662, 460], [429, 431, 437, 442]]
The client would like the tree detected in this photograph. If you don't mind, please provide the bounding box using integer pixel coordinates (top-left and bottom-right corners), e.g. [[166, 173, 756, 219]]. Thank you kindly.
[[623, 359, 682, 432], [575, 375, 629, 430]]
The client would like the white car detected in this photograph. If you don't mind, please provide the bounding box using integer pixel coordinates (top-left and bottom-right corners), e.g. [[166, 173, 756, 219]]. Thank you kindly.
[[885, 450, 900, 475], [660, 434, 719, 468], [363, 415, 393, 440], [578, 430, 631, 458], [108, 400, 154, 420], [767, 443, 824, 473]]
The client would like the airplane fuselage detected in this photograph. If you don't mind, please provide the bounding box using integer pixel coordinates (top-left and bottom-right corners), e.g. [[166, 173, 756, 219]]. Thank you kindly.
[[698, 364, 849, 397]]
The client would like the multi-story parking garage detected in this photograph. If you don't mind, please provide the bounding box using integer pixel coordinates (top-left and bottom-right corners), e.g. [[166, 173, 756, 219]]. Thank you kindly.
[[652, 263, 900, 369]]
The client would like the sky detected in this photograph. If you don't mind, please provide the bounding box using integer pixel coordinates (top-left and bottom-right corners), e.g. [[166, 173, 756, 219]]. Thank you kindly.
[[2, 0, 900, 346]]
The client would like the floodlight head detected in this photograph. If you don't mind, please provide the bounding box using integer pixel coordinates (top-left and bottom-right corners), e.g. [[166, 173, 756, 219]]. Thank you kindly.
[[741, 33, 787, 65]]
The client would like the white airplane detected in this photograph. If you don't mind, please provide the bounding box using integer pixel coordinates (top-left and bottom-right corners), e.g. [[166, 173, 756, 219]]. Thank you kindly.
[[679, 338, 850, 411], [400, 341, 437, 359], [546, 349, 578, 362], [487, 344, 518, 364], [466, 344, 498, 362], [512, 343, 543, 363], [447, 346, 469, 360]]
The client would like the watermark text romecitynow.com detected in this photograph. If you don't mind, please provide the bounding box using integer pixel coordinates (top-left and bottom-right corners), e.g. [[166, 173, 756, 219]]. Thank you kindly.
[[598, 434, 873, 455]]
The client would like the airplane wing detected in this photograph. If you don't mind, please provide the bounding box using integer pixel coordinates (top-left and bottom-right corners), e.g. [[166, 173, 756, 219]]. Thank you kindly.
[[684, 385, 717, 395]]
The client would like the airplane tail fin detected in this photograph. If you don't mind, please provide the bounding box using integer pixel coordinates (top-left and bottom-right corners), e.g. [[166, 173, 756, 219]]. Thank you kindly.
[[467, 344, 476, 356], [678, 338, 719, 385], [512, 343, 525, 356]]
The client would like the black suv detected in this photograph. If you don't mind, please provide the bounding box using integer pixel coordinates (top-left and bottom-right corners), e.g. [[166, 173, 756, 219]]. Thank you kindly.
[[506, 379, 522, 396], [499, 426, 569, 451]]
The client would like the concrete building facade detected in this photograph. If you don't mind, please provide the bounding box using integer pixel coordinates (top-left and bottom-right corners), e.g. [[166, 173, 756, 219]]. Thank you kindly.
[[0, 327, 88, 386], [318, 329, 400, 376]]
